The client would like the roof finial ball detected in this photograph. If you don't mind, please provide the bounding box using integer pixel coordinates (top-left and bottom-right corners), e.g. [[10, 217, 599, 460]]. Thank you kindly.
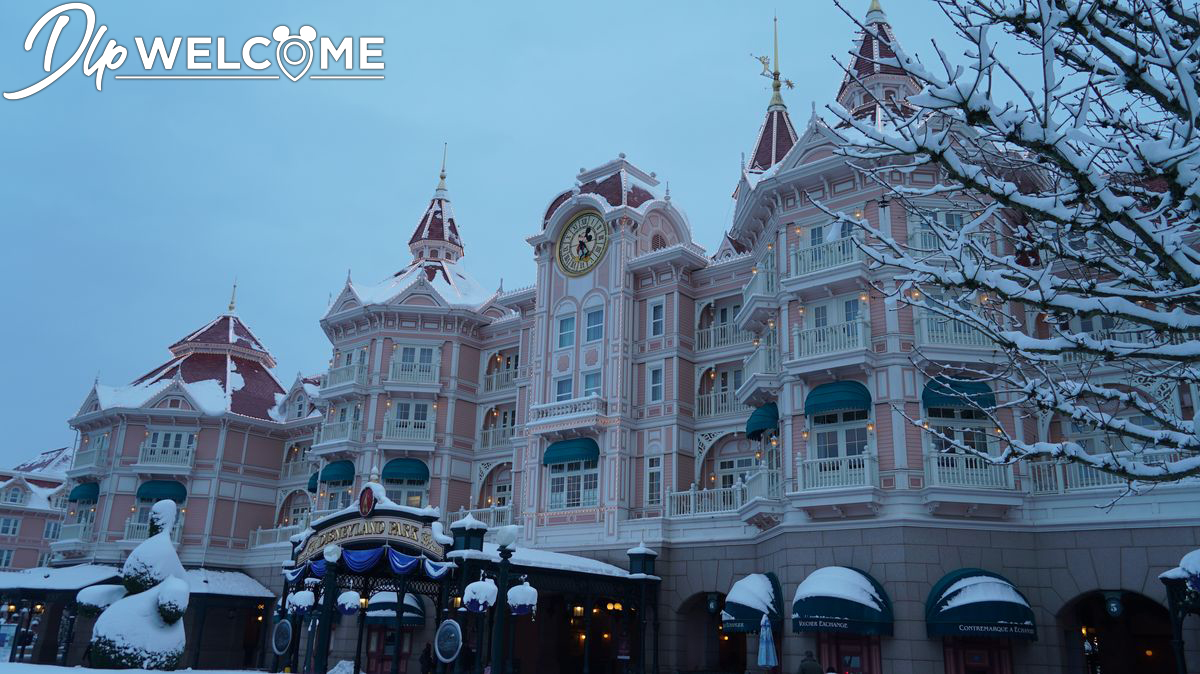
[[437, 142, 448, 191]]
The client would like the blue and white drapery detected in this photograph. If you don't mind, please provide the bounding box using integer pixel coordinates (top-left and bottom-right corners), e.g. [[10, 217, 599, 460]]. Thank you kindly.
[[283, 546, 455, 582]]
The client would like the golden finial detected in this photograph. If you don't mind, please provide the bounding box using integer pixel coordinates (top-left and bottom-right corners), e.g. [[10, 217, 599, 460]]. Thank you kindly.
[[228, 278, 238, 313], [437, 143, 448, 191], [869, 0, 884, 12], [755, 16, 792, 109]]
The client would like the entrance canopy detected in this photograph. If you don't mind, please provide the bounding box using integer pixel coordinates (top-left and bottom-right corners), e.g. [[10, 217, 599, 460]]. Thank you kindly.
[[722, 572, 782, 633], [307, 472, 318, 493], [922, 377, 996, 409], [805, 381, 871, 416], [382, 458, 429, 482], [366, 591, 424, 626], [136, 480, 186, 503], [792, 566, 893, 636], [68, 482, 99, 502], [745, 403, 779, 441], [543, 438, 599, 465], [926, 568, 1036, 640], [320, 460, 355, 483]]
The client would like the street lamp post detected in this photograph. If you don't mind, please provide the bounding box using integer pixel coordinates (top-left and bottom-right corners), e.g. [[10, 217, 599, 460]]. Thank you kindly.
[[353, 592, 369, 674], [488, 526, 519, 674]]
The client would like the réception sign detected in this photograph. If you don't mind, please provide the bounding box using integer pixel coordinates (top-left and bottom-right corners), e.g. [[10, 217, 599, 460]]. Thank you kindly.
[[297, 515, 444, 562]]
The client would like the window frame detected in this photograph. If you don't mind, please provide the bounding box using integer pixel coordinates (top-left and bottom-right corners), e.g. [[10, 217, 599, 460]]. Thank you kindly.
[[585, 307, 604, 342], [648, 300, 665, 338], [583, 370, 602, 398], [0, 517, 20, 536], [557, 315, 576, 350], [648, 365, 664, 403], [645, 456, 663, 506], [555, 376, 574, 402], [547, 459, 600, 510], [809, 409, 871, 459]]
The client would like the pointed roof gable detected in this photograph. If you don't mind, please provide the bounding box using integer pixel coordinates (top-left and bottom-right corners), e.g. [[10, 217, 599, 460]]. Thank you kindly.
[[747, 18, 798, 174], [835, 1, 920, 123]]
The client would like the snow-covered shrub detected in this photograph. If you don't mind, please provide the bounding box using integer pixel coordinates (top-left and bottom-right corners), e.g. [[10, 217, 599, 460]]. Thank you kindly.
[[77, 584, 127, 619], [88, 500, 189, 669]]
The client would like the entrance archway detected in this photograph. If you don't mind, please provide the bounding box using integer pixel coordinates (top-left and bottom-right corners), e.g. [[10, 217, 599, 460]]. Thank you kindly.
[[676, 592, 744, 673], [1057, 590, 1176, 673]]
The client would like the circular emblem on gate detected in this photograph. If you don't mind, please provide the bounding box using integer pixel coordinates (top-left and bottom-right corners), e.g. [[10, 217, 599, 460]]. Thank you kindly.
[[271, 618, 293, 656], [358, 486, 376, 517], [434, 619, 463, 663]]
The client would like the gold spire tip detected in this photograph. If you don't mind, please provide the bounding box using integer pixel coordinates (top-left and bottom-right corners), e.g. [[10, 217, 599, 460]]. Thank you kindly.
[[228, 279, 238, 313], [437, 143, 448, 190], [869, 0, 883, 13]]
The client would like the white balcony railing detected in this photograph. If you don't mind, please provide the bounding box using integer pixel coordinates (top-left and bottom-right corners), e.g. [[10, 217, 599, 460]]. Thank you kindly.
[[381, 418, 434, 442], [695, 391, 750, 418], [667, 482, 746, 517], [446, 505, 513, 528], [1030, 448, 1183, 494], [799, 454, 877, 490], [388, 360, 439, 385], [917, 316, 994, 348], [249, 523, 307, 547], [483, 369, 517, 393], [790, 237, 863, 277], [282, 460, 318, 480], [324, 363, 367, 388], [926, 453, 1014, 490], [530, 395, 607, 422], [908, 229, 992, 254], [745, 345, 781, 376], [745, 265, 778, 297], [137, 443, 195, 468], [792, 320, 869, 358], [71, 448, 106, 472], [57, 522, 93, 542], [124, 517, 183, 543], [317, 420, 362, 445], [479, 426, 515, 449], [695, 324, 754, 351]]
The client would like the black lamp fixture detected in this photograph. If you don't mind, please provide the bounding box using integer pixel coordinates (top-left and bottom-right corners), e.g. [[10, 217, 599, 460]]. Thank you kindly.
[[627, 540, 657, 577]]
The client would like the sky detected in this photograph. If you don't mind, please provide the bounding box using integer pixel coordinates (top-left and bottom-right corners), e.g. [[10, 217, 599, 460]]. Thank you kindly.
[[0, 0, 959, 463]]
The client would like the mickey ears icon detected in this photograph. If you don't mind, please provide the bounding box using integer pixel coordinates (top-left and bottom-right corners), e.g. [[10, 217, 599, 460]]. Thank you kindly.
[[272, 25, 317, 43]]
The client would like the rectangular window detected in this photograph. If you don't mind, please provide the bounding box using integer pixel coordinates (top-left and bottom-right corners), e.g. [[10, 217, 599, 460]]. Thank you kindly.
[[0, 518, 19, 536], [548, 459, 599, 510], [583, 371, 602, 397], [323, 481, 353, 511], [649, 301, 665, 337], [813, 305, 828, 328], [384, 479, 427, 508], [555, 377, 573, 402], [492, 482, 512, 507], [585, 308, 604, 342], [558, 316, 576, 349], [810, 226, 824, 247], [646, 457, 662, 506], [717, 457, 755, 488], [2, 489, 24, 505], [44, 520, 61, 539], [844, 299, 860, 323], [0, 550, 13, 568], [649, 367, 664, 402]]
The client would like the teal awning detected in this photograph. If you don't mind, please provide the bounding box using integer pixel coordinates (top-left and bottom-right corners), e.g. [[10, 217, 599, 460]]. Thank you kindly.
[[745, 403, 779, 441], [136, 480, 186, 503], [382, 458, 429, 482], [68, 482, 99, 502], [320, 460, 355, 483], [366, 592, 424, 627], [543, 438, 599, 465], [922, 377, 996, 409], [307, 472, 319, 493], [926, 568, 1036, 640], [805, 381, 872, 416], [721, 572, 783, 634], [792, 567, 893, 636]]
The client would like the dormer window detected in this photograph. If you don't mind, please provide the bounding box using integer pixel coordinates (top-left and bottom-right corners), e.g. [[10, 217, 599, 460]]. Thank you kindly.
[[2, 487, 26, 505], [294, 396, 306, 420]]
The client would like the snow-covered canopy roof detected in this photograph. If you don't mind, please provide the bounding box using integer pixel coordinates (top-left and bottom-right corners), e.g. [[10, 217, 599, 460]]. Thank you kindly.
[[793, 566, 883, 611], [0, 564, 119, 592], [185, 568, 274, 598], [447, 542, 632, 578]]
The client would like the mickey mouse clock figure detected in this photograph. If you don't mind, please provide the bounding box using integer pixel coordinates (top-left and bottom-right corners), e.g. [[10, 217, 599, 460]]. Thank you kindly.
[[556, 211, 610, 277]]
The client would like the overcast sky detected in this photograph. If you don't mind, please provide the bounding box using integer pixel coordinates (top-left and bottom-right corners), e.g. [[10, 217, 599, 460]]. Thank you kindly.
[[0, 1, 960, 463]]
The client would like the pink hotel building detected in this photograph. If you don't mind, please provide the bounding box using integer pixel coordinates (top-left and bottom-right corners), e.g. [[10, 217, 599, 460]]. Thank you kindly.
[[46, 6, 1200, 674]]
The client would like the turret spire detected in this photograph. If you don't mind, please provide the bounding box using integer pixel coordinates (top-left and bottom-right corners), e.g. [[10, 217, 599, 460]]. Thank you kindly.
[[769, 15, 784, 110], [745, 16, 798, 174], [408, 150, 464, 261], [437, 143, 448, 193], [227, 279, 238, 313]]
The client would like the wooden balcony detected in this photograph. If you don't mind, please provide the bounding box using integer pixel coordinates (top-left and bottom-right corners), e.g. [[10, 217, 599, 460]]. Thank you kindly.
[[380, 418, 434, 443], [323, 363, 367, 390], [788, 237, 863, 277], [136, 443, 195, 471], [792, 320, 870, 359], [483, 369, 517, 393], [316, 420, 363, 446], [695, 324, 754, 352]]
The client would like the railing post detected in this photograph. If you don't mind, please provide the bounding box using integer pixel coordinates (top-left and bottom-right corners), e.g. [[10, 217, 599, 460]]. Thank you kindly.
[[688, 483, 696, 515]]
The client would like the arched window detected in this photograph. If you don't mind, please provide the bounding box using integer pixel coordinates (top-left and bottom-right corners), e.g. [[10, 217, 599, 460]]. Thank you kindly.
[[651, 233, 667, 250]]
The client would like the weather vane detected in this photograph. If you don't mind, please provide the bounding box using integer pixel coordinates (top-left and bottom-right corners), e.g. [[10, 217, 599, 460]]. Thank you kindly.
[[752, 16, 794, 93]]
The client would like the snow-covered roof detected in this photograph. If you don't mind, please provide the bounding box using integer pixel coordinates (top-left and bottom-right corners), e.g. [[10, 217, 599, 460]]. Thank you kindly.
[[0, 564, 119, 592], [348, 258, 498, 310], [11, 447, 72, 478], [792, 566, 882, 611], [448, 543, 631, 578], [185, 569, 274, 598], [449, 513, 487, 531], [626, 542, 658, 557], [0, 476, 65, 511]]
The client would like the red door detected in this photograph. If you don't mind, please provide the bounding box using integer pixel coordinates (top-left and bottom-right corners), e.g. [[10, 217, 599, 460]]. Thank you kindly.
[[943, 638, 1012, 674]]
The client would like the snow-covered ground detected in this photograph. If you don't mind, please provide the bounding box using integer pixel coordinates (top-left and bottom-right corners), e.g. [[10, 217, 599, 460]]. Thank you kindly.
[[0, 666, 261, 674]]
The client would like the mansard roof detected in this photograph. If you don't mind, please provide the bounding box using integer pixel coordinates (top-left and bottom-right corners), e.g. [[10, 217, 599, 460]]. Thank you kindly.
[[169, 314, 275, 368]]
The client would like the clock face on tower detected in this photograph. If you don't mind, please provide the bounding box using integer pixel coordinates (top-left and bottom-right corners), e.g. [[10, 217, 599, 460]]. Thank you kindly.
[[556, 211, 610, 277]]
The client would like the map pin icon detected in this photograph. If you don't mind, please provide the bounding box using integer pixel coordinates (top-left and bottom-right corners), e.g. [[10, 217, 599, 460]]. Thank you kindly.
[[272, 26, 316, 82]]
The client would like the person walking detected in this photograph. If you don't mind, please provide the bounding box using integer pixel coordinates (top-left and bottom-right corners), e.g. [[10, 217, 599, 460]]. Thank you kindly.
[[419, 644, 434, 674], [797, 650, 823, 674]]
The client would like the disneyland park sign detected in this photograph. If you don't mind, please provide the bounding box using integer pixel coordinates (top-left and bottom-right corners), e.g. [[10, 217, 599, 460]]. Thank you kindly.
[[296, 489, 444, 563], [4, 3, 385, 101]]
